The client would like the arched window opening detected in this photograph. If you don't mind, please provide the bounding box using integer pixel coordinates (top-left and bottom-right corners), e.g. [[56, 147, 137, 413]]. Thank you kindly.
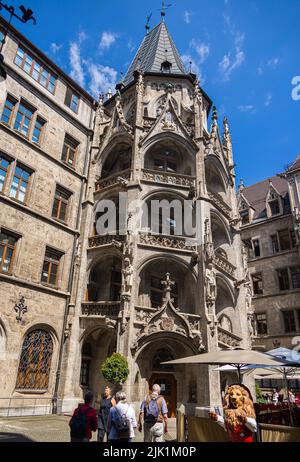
[[219, 315, 233, 333], [101, 145, 131, 179], [87, 257, 122, 302], [161, 60, 172, 73], [152, 349, 175, 370], [16, 330, 53, 391]]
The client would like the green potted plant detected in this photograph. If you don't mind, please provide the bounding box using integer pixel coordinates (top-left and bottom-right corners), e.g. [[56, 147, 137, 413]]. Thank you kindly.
[[101, 353, 129, 385]]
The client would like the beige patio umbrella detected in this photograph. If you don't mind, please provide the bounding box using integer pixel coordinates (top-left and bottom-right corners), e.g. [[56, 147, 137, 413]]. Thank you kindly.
[[162, 349, 286, 383]]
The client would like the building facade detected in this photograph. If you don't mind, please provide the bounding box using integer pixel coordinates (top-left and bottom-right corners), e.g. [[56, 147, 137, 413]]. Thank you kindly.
[[0, 16, 95, 414], [0, 17, 252, 415], [239, 171, 300, 355]]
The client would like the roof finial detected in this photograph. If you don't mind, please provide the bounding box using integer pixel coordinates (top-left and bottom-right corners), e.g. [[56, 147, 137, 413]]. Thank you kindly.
[[212, 106, 218, 123], [159, 0, 172, 21], [145, 13, 152, 33]]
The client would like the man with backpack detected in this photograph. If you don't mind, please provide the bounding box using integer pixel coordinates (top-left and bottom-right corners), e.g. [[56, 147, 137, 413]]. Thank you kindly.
[[69, 391, 98, 442], [138, 384, 169, 442]]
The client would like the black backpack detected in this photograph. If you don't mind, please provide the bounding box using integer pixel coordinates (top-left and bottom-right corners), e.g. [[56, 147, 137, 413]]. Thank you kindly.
[[115, 406, 131, 439], [70, 407, 88, 439]]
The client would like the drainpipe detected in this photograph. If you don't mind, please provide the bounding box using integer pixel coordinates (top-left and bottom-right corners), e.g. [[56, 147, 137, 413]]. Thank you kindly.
[[52, 100, 96, 414]]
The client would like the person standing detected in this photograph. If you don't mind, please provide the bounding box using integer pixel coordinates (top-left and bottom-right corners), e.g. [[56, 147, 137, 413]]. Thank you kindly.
[[69, 391, 98, 442], [98, 386, 116, 442], [138, 384, 168, 443], [107, 391, 137, 442], [272, 389, 279, 405]]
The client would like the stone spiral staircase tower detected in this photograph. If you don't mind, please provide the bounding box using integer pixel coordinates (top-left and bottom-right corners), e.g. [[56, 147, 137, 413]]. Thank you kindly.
[[61, 19, 252, 413]]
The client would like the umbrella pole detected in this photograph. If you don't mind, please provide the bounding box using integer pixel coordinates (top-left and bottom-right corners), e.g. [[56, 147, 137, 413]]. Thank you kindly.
[[284, 369, 294, 427]]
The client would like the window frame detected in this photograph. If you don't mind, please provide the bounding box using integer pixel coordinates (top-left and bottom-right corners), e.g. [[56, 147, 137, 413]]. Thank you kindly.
[[0, 229, 19, 274], [61, 134, 79, 168], [252, 273, 263, 295], [52, 185, 72, 223], [14, 46, 57, 95], [9, 162, 32, 204], [0, 153, 12, 194], [277, 268, 290, 291], [31, 116, 46, 145], [256, 313, 268, 335], [282, 310, 297, 334], [13, 101, 35, 139], [41, 247, 63, 288], [64, 87, 80, 114], [1, 95, 17, 126]]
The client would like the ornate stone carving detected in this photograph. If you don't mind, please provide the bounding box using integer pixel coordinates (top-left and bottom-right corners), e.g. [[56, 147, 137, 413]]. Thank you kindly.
[[139, 232, 196, 252], [218, 327, 242, 348], [95, 169, 131, 192], [142, 169, 195, 188], [204, 218, 215, 262], [208, 191, 232, 218], [81, 302, 121, 318], [205, 263, 217, 303], [14, 296, 28, 323], [89, 234, 125, 249], [121, 258, 134, 297]]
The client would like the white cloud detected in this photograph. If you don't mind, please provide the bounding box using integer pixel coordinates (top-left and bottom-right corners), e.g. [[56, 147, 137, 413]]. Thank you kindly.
[[238, 104, 256, 114], [50, 43, 63, 54], [69, 41, 85, 88], [99, 31, 118, 53], [265, 93, 273, 107], [219, 14, 245, 81], [184, 11, 192, 24], [88, 63, 118, 97], [267, 58, 280, 69], [190, 39, 210, 64], [257, 67, 263, 76]]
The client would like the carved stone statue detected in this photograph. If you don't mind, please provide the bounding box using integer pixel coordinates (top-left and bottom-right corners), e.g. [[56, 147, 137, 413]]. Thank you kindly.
[[205, 263, 217, 302], [247, 312, 257, 339], [121, 258, 134, 295]]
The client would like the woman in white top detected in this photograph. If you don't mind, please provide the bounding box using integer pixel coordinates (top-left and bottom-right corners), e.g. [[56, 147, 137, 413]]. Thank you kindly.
[[108, 391, 137, 442]]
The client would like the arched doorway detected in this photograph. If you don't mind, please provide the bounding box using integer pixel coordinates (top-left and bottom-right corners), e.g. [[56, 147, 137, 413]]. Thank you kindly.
[[149, 374, 177, 418]]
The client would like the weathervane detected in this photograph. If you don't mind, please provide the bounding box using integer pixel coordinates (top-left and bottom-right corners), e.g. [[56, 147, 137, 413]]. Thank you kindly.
[[159, 0, 172, 20], [0, 2, 36, 53], [145, 12, 152, 33]]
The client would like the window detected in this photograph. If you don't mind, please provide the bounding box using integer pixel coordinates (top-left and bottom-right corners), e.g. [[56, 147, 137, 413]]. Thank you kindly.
[[291, 267, 300, 289], [291, 230, 297, 248], [253, 239, 261, 258], [278, 229, 292, 251], [14, 47, 56, 94], [13, 103, 34, 138], [32, 117, 45, 144], [80, 360, 90, 387], [16, 330, 53, 390], [10, 164, 32, 203], [283, 310, 296, 333], [52, 186, 71, 222], [1, 96, 17, 125], [0, 154, 11, 192], [110, 270, 122, 301], [41, 248, 63, 287], [65, 87, 80, 113], [269, 198, 280, 216], [0, 230, 18, 273], [240, 209, 250, 225], [154, 158, 177, 173], [277, 269, 290, 291], [271, 234, 279, 254], [252, 273, 263, 295], [256, 313, 268, 335], [62, 134, 79, 168], [150, 275, 178, 308]]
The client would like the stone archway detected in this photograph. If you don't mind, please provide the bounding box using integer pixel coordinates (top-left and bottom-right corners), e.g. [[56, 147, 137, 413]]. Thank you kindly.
[[80, 326, 117, 404], [134, 333, 199, 414]]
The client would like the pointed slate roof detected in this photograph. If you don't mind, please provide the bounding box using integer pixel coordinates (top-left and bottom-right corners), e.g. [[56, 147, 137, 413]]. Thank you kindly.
[[123, 21, 186, 87]]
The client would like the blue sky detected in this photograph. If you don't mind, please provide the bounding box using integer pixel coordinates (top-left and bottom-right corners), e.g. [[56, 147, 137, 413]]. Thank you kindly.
[[3, 0, 300, 187]]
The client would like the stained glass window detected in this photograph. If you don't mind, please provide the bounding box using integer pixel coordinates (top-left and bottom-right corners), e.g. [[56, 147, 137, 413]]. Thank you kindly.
[[16, 330, 53, 390]]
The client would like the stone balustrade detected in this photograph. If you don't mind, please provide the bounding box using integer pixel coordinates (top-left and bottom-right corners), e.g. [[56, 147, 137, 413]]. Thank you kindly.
[[214, 253, 236, 278], [142, 169, 196, 188], [208, 191, 232, 217], [88, 234, 125, 249], [95, 169, 131, 192], [139, 232, 196, 252], [218, 327, 242, 348], [81, 302, 121, 318]]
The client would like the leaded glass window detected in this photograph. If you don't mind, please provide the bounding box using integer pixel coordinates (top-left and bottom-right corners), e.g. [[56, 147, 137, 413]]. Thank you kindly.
[[16, 330, 53, 390]]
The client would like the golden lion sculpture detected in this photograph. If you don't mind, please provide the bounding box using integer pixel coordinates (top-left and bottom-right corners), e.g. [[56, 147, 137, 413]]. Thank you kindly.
[[210, 384, 257, 442]]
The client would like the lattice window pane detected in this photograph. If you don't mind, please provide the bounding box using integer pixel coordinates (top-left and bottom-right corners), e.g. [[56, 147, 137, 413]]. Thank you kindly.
[[16, 330, 53, 390]]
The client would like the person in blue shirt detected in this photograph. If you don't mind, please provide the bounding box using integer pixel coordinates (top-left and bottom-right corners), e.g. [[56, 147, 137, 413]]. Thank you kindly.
[[107, 391, 137, 442]]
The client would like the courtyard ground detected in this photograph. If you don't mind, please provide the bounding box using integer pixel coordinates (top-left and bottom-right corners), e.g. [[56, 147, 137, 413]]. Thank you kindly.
[[0, 415, 177, 442]]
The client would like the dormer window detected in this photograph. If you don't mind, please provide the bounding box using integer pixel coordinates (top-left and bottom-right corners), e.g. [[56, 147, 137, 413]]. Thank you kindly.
[[161, 60, 172, 73], [240, 201, 250, 225], [269, 197, 280, 216]]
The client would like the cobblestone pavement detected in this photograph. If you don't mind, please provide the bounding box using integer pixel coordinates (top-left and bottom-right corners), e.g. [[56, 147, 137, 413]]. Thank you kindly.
[[0, 416, 177, 442]]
